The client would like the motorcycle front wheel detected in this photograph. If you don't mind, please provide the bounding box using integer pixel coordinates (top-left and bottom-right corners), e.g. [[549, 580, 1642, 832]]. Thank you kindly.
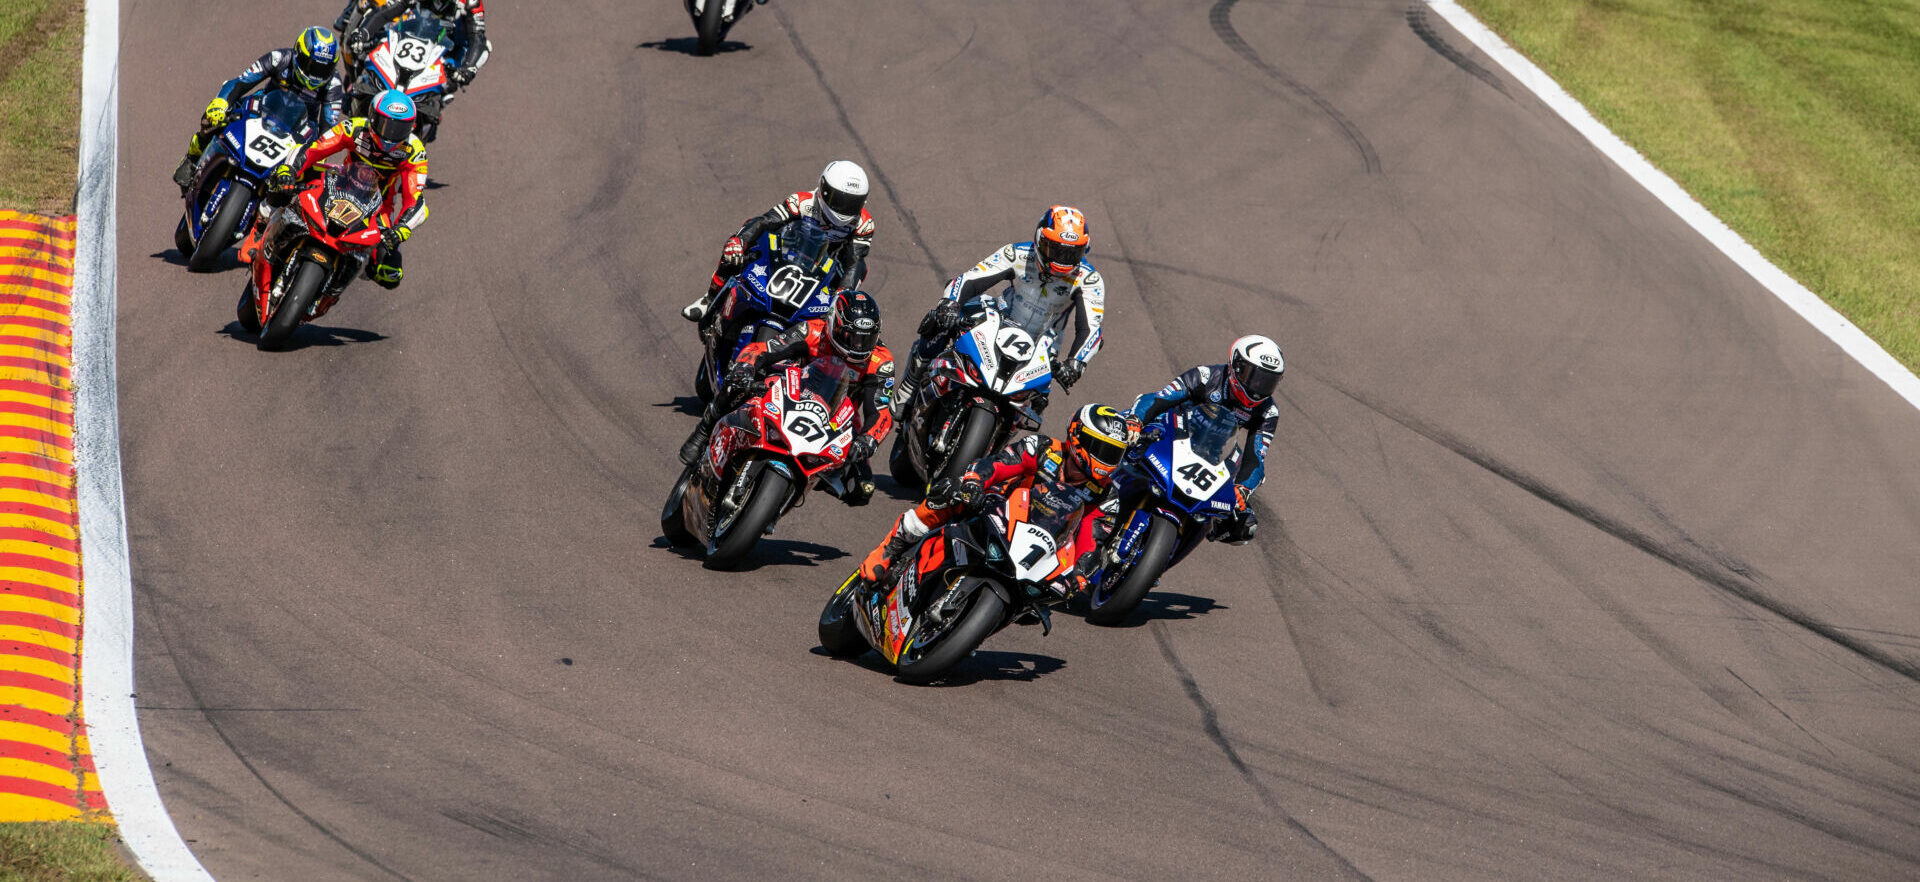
[[256, 258, 325, 350], [695, 0, 726, 56], [1086, 513, 1180, 626], [895, 584, 1006, 684], [189, 180, 252, 272], [817, 574, 869, 658], [705, 466, 790, 570], [660, 464, 699, 547]]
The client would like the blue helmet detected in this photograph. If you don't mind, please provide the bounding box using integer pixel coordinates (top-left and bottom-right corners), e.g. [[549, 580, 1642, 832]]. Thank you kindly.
[[293, 27, 339, 92], [368, 89, 417, 149]]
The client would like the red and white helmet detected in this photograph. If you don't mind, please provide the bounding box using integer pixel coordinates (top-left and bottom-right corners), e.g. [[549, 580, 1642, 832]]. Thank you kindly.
[[813, 160, 869, 233], [1227, 335, 1283, 407]]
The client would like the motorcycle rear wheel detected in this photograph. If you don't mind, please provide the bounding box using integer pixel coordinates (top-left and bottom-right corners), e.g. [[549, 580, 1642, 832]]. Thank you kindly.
[[256, 258, 325, 350], [705, 467, 790, 570], [234, 283, 262, 334], [189, 180, 252, 273], [660, 464, 699, 547], [936, 403, 998, 484], [817, 575, 868, 658], [1086, 513, 1180, 626], [895, 585, 1006, 684]]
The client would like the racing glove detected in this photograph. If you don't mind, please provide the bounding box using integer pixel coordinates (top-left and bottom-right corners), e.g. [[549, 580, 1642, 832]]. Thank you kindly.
[[849, 434, 878, 463], [927, 475, 983, 510], [1052, 358, 1084, 389], [918, 300, 961, 337], [348, 31, 373, 57], [268, 164, 299, 194], [722, 364, 758, 401], [720, 236, 747, 269], [451, 68, 476, 88], [202, 97, 230, 128], [381, 224, 411, 252]]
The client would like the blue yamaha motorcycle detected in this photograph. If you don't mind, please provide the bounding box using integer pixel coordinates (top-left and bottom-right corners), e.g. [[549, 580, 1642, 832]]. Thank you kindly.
[[175, 90, 321, 272], [692, 223, 844, 402], [1083, 402, 1243, 626]]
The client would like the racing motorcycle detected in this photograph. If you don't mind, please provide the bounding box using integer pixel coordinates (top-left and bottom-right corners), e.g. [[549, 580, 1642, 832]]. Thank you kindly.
[[350, 11, 454, 141], [236, 164, 387, 350], [662, 358, 862, 569], [686, 0, 769, 56], [817, 489, 1074, 683], [1082, 403, 1242, 625], [890, 302, 1054, 490], [693, 225, 844, 403], [175, 90, 320, 272]]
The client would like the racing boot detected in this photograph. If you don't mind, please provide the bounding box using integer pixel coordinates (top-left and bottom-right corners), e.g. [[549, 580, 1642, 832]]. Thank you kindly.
[[681, 275, 725, 322], [235, 211, 268, 265], [679, 421, 714, 466], [890, 346, 933, 422], [857, 515, 920, 584], [834, 460, 875, 507]]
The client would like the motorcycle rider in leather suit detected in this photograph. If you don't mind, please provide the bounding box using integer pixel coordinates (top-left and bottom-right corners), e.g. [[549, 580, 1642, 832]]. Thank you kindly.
[[855, 404, 1138, 595], [893, 206, 1105, 420], [172, 26, 346, 194], [1126, 335, 1284, 545], [681, 160, 875, 325], [679, 291, 894, 507]]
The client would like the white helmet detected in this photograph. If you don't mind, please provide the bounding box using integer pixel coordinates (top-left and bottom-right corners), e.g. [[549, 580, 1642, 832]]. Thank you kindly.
[[814, 160, 869, 231], [1227, 335, 1283, 407]]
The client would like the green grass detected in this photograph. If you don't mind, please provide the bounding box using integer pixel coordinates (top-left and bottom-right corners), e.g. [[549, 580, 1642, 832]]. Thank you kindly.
[[1460, 0, 1920, 375], [0, 823, 139, 882], [0, 0, 84, 214]]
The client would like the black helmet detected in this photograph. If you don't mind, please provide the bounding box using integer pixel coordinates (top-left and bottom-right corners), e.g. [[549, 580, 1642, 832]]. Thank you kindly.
[[828, 290, 881, 362], [421, 0, 460, 17], [1065, 403, 1132, 485]]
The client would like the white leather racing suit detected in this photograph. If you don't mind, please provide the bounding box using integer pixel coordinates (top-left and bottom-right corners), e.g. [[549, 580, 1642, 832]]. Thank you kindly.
[[940, 242, 1106, 364]]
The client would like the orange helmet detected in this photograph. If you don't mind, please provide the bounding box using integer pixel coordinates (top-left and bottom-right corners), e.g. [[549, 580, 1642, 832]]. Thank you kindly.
[[1034, 205, 1090, 278]]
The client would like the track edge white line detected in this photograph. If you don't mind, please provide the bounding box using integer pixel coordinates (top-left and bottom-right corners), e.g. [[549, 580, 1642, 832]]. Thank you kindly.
[[72, 0, 217, 879], [1424, 0, 1920, 414]]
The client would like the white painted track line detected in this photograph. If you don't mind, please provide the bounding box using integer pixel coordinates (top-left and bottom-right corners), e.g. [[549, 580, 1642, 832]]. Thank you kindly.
[[1426, 0, 1920, 414], [72, 0, 216, 878]]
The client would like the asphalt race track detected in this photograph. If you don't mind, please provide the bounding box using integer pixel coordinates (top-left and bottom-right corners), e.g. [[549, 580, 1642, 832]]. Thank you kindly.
[[114, 1, 1920, 879]]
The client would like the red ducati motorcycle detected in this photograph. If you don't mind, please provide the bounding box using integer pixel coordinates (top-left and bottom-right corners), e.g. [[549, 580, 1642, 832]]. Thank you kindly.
[[661, 357, 864, 569], [238, 164, 386, 350]]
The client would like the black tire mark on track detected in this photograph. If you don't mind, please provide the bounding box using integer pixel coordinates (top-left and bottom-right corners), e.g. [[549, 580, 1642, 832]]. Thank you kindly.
[[774, 7, 948, 283], [138, 583, 413, 881], [1405, 5, 1509, 96], [1151, 623, 1374, 880], [1210, 0, 1382, 174], [1326, 383, 1920, 686]]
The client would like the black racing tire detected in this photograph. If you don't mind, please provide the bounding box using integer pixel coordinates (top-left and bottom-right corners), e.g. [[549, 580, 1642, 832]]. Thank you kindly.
[[895, 585, 1007, 684], [705, 466, 790, 570], [695, 0, 725, 56], [936, 404, 998, 484], [234, 284, 262, 334], [1086, 514, 1181, 626], [188, 180, 252, 272], [817, 574, 869, 659], [694, 351, 716, 402], [173, 215, 193, 256], [660, 464, 699, 548], [888, 432, 922, 492], [256, 258, 325, 351]]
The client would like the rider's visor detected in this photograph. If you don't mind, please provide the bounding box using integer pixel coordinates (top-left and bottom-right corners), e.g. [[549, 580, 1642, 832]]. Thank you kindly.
[[297, 52, 335, 87], [818, 186, 864, 226], [1036, 238, 1087, 274], [832, 319, 880, 361], [370, 112, 413, 147], [1075, 430, 1128, 468], [1233, 358, 1279, 400]]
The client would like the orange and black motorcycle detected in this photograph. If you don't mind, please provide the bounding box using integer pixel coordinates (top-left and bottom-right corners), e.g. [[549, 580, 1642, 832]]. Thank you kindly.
[[817, 489, 1075, 683]]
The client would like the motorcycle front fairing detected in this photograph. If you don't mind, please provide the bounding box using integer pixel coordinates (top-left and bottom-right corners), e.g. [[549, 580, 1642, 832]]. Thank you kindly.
[[706, 232, 842, 390], [1107, 410, 1242, 576]]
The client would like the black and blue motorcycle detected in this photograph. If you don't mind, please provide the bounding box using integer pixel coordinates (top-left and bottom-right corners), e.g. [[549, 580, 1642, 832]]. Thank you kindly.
[[174, 90, 321, 272], [692, 223, 844, 402], [1082, 402, 1243, 626]]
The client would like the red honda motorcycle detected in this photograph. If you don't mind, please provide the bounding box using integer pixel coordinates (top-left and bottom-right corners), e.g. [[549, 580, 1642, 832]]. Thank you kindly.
[[237, 164, 386, 350], [661, 357, 864, 569]]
